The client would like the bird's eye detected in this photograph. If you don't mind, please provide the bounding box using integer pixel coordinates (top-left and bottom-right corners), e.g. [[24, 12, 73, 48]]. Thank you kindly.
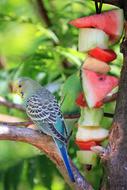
[[19, 85, 22, 88]]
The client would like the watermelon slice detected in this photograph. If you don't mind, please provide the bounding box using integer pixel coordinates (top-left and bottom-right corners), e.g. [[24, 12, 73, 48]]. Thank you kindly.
[[76, 92, 103, 108], [83, 56, 110, 74], [78, 28, 109, 52], [82, 69, 119, 107], [75, 92, 87, 107], [88, 48, 117, 63], [75, 140, 98, 150], [70, 9, 124, 43]]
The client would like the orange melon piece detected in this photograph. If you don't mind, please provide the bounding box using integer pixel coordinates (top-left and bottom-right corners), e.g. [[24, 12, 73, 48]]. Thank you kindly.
[[83, 56, 110, 74]]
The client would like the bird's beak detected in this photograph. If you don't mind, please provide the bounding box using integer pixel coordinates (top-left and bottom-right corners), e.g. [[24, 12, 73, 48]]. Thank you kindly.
[[12, 81, 21, 96]]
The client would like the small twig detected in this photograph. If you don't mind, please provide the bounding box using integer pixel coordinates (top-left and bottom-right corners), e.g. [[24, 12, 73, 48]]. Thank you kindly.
[[104, 112, 114, 118], [103, 92, 118, 104], [91, 145, 108, 158], [0, 93, 117, 121], [0, 99, 25, 111], [64, 113, 80, 119], [0, 121, 32, 127], [36, 0, 52, 27], [92, 0, 121, 7], [0, 113, 114, 128]]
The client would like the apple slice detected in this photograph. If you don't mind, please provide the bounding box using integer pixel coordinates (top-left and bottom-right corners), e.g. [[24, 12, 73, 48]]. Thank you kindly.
[[76, 127, 109, 142], [83, 56, 110, 74]]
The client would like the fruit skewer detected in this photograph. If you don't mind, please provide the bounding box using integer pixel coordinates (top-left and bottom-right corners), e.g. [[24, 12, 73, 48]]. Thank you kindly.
[[69, 9, 123, 166]]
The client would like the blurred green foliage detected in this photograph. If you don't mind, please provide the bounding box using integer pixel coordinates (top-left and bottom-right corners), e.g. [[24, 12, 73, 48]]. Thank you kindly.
[[0, 0, 123, 189]]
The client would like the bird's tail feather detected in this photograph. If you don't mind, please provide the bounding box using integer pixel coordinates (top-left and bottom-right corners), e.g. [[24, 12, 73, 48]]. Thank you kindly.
[[54, 139, 75, 182]]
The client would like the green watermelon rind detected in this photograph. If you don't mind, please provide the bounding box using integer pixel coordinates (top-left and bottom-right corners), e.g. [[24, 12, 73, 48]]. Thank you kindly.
[[81, 70, 95, 107]]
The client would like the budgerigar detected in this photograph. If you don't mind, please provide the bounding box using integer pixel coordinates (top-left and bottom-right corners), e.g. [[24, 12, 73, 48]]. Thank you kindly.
[[14, 77, 75, 182]]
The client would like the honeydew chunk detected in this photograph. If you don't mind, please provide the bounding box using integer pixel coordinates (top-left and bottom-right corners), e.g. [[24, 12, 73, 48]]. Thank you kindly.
[[78, 28, 109, 52], [77, 150, 98, 166], [78, 107, 103, 127]]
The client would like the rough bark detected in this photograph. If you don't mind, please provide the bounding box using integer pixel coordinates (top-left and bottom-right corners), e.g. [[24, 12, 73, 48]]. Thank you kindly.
[[36, 0, 52, 27], [91, 1, 127, 189], [94, 0, 127, 189], [101, 32, 127, 190]]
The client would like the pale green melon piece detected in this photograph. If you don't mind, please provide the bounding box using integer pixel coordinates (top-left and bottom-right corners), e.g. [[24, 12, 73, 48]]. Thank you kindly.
[[78, 28, 109, 52], [78, 107, 103, 127], [77, 150, 98, 166]]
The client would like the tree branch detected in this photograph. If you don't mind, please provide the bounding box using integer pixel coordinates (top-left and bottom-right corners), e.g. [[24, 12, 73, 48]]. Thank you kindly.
[[100, 36, 127, 190], [0, 121, 32, 127], [0, 93, 117, 119], [0, 97, 25, 112], [0, 125, 93, 190], [0, 112, 114, 129], [36, 0, 52, 27], [103, 92, 117, 104]]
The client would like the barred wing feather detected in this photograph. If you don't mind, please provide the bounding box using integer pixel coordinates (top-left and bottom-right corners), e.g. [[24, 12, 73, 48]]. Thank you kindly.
[[26, 94, 67, 143]]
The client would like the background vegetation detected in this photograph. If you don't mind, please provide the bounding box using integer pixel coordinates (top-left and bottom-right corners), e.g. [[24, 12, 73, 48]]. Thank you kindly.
[[0, 0, 123, 189]]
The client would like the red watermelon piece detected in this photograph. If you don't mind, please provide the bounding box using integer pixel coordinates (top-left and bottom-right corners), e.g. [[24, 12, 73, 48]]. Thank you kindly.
[[88, 48, 117, 63], [82, 69, 119, 107], [75, 140, 98, 150], [76, 92, 103, 108], [69, 9, 123, 43], [75, 92, 87, 107]]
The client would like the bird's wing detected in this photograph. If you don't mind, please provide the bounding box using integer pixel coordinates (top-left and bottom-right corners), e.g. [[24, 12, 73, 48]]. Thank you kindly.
[[26, 94, 67, 143], [26, 94, 62, 122]]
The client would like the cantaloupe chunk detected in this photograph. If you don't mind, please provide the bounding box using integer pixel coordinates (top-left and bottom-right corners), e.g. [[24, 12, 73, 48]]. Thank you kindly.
[[83, 56, 110, 74]]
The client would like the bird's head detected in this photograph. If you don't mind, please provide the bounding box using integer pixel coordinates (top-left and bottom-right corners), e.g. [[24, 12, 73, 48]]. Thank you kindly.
[[13, 77, 42, 99]]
